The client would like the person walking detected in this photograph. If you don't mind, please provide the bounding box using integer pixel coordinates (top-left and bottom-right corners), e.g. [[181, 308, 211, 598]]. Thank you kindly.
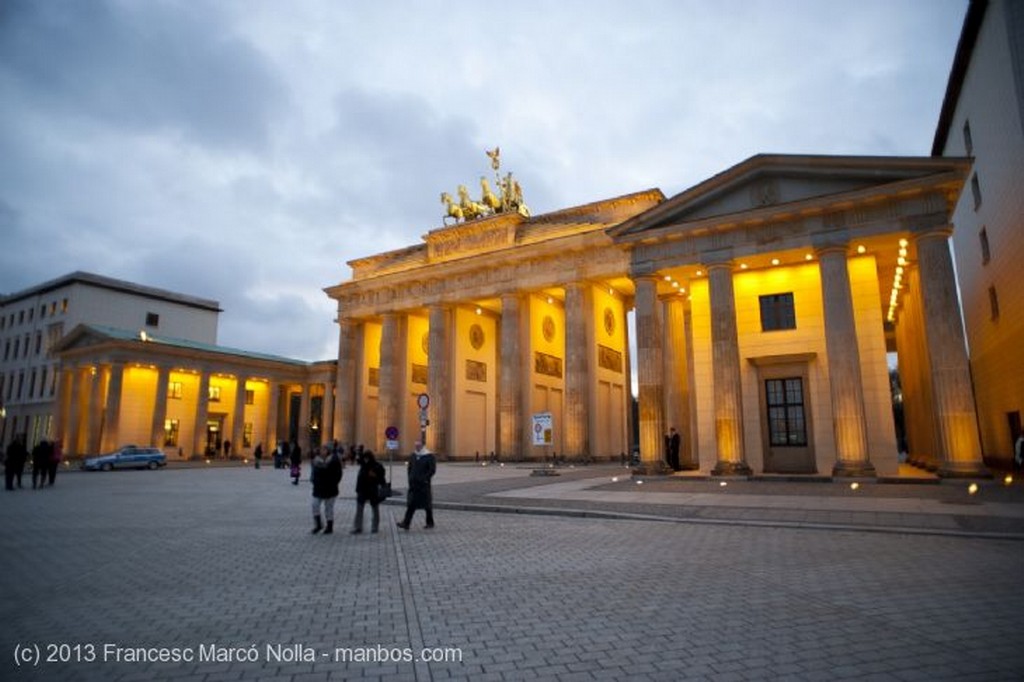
[[5, 435, 27, 490], [352, 449, 385, 534], [254, 442, 263, 469], [31, 440, 49, 489], [47, 440, 61, 486], [396, 442, 436, 530], [310, 446, 342, 534], [289, 442, 302, 485]]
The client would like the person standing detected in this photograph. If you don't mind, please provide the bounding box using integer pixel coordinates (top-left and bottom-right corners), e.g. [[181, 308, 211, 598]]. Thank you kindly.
[[254, 442, 263, 469], [397, 442, 436, 530], [667, 427, 681, 471], [1015, 432, 1024, 471], [352, 450, 385, 534], [310, 446, 342, 534], [289, 442, 302, 485]]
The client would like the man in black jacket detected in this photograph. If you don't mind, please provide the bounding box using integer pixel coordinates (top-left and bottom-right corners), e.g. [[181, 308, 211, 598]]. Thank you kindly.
[[396, 442, 436, 530]]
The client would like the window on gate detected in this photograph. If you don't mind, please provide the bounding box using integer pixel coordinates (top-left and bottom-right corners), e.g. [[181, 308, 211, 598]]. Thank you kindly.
[[759, 293, 796, 331], [765, 378, 807, 446]]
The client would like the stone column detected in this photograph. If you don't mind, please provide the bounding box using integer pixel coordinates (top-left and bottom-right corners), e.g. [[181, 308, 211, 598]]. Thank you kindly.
[[633, 275, 669, 474], [498, 295, 522, 459], [376, 313, 407, 453], [231, 376, 247, 455], [62, 368, 81, 456], [707, 262, 750, 476], [150, 365, 170, 449], [86, 366, 105, 455], [663, 295, 691, 468], [914, 228, 987, 477], [322, 378, 335, 445], [335, 318, 358, 447], [817, 246, 875, 477], [193, 371, 211, 457], [563, 282, 590, 459], [100, 362, 124, 453], [297, 384, 311, 452], [427, 305, 451, 455], [265, 382, 280, 451]]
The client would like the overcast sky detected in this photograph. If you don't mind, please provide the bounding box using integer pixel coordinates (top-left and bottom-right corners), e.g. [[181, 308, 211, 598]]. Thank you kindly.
[[0, 0, 967, 361]]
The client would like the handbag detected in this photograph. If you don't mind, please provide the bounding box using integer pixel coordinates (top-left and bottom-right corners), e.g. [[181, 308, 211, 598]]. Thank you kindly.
[[290, 464, 300, 477], [377, 481, 391, 501]]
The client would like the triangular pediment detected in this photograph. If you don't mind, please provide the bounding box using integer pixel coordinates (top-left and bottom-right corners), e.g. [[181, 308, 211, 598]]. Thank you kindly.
[[610, 154, 971, 239], [49, 324, 124, 353]]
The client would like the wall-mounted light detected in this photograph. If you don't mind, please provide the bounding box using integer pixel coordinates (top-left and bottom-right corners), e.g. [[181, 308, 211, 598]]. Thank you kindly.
[[770, 258, 780, 266]]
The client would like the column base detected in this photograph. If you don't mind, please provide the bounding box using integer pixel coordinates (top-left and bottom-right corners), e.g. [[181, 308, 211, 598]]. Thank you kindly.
[[937, 461, 992, 479], [712, 461, 752, 477], [632, 461, 674, 476], [832, 460, 877, 478]]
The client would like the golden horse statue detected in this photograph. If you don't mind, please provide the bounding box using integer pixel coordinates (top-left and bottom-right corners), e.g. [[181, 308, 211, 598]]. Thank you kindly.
[[480, 177, 501, 212], [441, 192, 464, 225], [458, 184, 488, 221]]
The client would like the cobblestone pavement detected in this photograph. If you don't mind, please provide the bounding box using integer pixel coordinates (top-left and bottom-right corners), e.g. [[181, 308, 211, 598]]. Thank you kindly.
[[1, 463, 1023, 681]]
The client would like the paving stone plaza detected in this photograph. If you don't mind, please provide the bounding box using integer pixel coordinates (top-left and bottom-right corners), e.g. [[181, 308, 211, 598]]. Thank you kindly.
[[2, 463, 1023, 681]]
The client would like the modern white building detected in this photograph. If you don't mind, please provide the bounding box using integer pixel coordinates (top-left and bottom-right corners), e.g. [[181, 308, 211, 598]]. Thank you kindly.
[[934, 0, 1024, 467], [0, 271, 221, 448]]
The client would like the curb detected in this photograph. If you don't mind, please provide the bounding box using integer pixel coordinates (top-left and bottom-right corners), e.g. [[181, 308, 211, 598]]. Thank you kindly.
[[381, 499, 1024, 541]]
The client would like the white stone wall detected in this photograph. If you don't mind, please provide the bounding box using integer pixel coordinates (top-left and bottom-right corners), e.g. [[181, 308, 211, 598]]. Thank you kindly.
[[944, 0, 1024, 461]]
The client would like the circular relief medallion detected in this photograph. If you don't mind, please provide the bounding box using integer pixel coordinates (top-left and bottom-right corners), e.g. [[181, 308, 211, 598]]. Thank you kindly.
[[469, 323, 485, 350], [542, 315, 556, 343], [603, 307, 615, 336], [421, 332, 429, 356]]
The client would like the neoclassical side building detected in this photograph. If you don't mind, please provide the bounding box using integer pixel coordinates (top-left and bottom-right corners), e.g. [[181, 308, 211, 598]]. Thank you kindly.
[[327, 154, 988, 478], [49, 325, 337, 459]]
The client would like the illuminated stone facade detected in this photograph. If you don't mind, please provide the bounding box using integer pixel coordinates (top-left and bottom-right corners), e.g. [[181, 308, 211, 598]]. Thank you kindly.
[[48, 326, 336, 459], [328, 155, 988, 477]]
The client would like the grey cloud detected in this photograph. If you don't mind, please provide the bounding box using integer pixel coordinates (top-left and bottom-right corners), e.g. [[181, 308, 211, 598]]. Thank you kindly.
[[0, 0, 287, 151]]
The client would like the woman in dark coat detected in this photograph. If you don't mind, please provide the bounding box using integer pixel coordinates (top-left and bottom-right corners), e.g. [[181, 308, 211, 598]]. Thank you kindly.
[[310, 447, 342, 534], [351, 450, 385, 534]]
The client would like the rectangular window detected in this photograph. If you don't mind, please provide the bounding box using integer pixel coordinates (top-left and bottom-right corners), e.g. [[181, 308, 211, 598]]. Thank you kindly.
[[971, 173, 982, 210], [245, 389, 255, 405], [164, 419, 180, 447], [145, 312, 160, 327], [61, 298, 68, 313], [989, 286, 1000, 321], [765, 378, 807, 446], [34, 332, 42, 355], [209, 386, 221, 402], [963, 120, 973, 156], [759, 293, 797, 331], [243, 422, 254, 448], [167, 381, 183, 400], [979, 227, 990, 265]]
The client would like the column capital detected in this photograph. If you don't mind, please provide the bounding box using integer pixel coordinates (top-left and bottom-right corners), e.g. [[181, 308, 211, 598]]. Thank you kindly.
[[704, 260, 735, 274], [911, 224, 954, 242], [813, 243, 851, 258]]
